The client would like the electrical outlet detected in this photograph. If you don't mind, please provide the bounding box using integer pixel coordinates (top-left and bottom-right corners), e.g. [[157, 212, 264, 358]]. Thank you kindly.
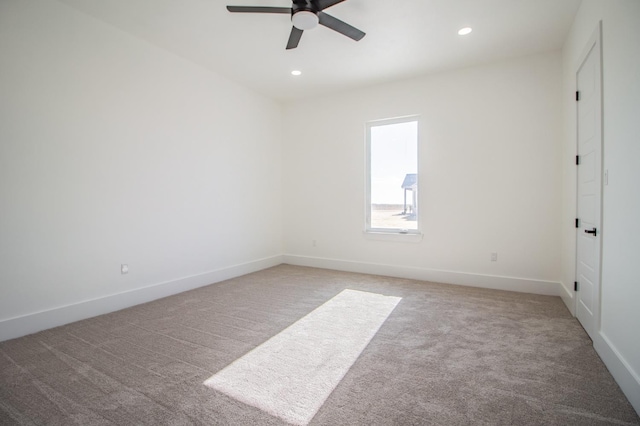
[[491, 253, 498, 262], [121, 264, 129, 274]]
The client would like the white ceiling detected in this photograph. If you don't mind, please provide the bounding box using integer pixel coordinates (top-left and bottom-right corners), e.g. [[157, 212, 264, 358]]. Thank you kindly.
[[58, 0, 582, 102]]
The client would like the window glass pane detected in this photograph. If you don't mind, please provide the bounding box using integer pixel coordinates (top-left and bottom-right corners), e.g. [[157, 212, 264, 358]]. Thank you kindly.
[[369, 120, 418, 231]]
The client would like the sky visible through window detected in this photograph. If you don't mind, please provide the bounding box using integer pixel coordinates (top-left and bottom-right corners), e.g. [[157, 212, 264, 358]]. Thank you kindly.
[[370, 120, 418, 205]]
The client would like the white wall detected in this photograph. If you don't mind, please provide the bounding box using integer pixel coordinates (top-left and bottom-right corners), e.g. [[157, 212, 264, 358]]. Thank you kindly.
[[0, 0, 283, 339], [561, 0, 640, 413], [282, 52, 563, 294]]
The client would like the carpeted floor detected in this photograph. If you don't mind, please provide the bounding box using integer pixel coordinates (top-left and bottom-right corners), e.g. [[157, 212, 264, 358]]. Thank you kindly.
[[1, 265, 638, 425]]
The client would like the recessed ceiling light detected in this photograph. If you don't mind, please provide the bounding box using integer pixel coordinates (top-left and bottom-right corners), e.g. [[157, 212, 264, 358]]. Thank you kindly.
[[291, 70, 302, 76], [458, 27, 473, 36]]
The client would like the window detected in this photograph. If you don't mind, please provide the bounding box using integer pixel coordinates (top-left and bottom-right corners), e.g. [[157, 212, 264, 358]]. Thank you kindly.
[[366, 116, 419, 234]]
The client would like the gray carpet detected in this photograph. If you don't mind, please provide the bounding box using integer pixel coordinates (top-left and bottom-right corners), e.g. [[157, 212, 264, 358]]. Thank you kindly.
[[1, 265, 638, 425]]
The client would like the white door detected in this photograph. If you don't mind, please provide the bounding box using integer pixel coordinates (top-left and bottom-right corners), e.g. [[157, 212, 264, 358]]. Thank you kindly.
[[575, 25, 602, 340]]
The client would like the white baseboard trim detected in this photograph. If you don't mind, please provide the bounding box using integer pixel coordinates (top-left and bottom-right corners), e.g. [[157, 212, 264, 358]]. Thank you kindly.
[[283, 255, 561, 296], [559, 281, 576, 316], [0, 255, 283, 342], [594, 332, 640, 416]]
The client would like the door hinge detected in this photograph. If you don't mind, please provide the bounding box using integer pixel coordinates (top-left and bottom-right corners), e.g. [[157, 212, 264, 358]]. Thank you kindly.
[[574, 281, 579, 291], [576, 155, 580, 165], [576, 91, 580, 101], [575, 218, 579, 228]]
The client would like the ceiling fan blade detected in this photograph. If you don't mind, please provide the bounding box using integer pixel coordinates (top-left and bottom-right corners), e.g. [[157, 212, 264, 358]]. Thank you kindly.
[[226, 6, 291, 14], [286, 26, 304, 49], [318, 12, 365, 41], [315, 0, 346, 11]]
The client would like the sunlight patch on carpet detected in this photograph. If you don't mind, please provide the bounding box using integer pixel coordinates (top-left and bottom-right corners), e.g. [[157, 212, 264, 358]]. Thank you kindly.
[[204, 289, 401, 425]]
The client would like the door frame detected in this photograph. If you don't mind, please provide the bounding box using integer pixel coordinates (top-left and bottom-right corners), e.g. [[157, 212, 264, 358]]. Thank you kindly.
[[573, 21, 604, 337]]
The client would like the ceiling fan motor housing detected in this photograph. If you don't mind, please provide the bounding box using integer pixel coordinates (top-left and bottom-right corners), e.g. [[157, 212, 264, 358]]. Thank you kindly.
[[292, 0, 319, 13], [292, 0, 320, 30]]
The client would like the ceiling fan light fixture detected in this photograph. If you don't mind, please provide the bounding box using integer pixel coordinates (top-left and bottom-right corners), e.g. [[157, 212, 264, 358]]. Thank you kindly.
[[292, 11, 319, 30]]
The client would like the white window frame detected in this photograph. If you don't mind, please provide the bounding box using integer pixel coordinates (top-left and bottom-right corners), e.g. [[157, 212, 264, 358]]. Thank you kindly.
[[365, 115, 421, 238]]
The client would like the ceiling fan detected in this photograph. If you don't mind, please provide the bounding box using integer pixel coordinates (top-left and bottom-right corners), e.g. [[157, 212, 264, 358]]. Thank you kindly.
[[226, 0, 365, 50]]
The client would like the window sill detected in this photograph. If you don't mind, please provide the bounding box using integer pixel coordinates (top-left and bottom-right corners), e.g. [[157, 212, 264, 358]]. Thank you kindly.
[[363, 231, 424, 243]]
